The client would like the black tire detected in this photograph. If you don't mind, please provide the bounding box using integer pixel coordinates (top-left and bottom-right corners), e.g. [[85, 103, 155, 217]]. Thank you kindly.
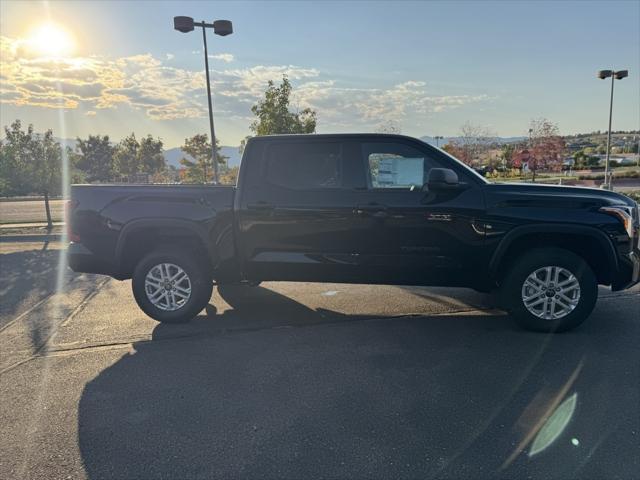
[[500, 247, 598, 332], [132, 248, 213, 323]]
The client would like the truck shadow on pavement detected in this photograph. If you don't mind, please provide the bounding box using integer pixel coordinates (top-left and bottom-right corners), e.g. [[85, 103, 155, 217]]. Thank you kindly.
[[77, 285, 639, 480], [152, 284, 504, 343], [158, 284, 425, 341]]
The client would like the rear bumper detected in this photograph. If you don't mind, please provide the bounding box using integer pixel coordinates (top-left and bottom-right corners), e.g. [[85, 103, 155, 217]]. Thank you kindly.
[[612, 250, 640, 291], [68, 242, 118, 277]]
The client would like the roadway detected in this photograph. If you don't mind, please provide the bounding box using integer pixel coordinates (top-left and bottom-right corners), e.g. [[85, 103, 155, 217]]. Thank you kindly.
[[0, 199, 65, 224], [0, 239, 638, 479]]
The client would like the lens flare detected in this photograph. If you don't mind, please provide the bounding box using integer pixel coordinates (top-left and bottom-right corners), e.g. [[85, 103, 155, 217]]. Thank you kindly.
[[529, 392, 578, 457], [25, 22, 75, 57]]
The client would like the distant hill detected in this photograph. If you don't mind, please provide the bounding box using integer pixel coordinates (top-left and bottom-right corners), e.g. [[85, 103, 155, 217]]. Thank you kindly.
[[164, 146, 241, 169], [54, 137, 242, 169]]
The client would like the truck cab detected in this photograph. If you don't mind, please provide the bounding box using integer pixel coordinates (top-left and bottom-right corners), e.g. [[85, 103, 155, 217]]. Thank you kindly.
[[235, 134, 488, 288]]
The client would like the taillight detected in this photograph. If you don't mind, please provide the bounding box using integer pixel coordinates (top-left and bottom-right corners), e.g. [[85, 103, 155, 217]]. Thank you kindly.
[[65, 199, 80, 242]]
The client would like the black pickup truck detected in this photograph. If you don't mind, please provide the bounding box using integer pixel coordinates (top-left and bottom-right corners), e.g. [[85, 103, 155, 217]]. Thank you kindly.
[[68, 134, 639, 332]]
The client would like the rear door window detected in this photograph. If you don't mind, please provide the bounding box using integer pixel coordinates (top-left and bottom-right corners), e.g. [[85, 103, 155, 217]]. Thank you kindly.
[[265, 142, 342, 190]]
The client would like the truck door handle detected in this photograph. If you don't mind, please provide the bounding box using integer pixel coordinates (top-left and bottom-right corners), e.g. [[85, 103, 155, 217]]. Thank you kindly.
[[354, 204, 389, 218], [247, 202, 274, 211]]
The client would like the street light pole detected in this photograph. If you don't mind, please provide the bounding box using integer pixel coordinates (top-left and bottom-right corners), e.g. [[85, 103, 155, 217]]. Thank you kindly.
[[597, 68, 628, 190], [528, 128, 534, 183], [174, 16, 233, 185], [201, 23, 218, 183], [604, 71, 615, 190]]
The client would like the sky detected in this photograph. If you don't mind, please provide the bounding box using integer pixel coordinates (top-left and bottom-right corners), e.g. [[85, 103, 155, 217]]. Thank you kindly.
[[1, 0, 639, 148]]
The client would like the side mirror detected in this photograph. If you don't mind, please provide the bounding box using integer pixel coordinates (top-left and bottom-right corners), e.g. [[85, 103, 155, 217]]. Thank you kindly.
[[425, 168, 459, 191]]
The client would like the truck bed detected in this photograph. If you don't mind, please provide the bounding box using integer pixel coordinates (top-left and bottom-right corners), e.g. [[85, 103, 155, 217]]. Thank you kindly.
[[69, 184, 236, 278]]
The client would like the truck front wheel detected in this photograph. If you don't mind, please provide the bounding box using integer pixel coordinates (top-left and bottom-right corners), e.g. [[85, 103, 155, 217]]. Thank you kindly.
[[501, 248, 598, 332], [132, 248, 213, 323]]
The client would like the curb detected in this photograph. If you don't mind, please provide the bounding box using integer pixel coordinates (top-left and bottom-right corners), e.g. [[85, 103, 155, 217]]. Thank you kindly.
[[0, 222, 65, 229], [0, 234, 63, 242]]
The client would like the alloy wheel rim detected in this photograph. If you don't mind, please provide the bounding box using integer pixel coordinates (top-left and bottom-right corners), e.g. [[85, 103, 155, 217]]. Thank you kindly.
[[144, 263, 192, 311], [521, 266, 581, 320]]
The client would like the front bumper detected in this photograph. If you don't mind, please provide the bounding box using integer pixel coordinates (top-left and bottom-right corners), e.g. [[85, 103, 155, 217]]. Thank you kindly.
[[612, 250, 640, 291]]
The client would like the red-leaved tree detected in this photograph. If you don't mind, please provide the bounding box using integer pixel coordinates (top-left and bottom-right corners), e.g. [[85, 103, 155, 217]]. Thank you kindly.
[[528, 118, 565, 181]]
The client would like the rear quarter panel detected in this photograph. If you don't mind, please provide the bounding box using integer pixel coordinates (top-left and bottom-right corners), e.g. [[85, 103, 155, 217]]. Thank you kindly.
[[71, 184, 235, 274]]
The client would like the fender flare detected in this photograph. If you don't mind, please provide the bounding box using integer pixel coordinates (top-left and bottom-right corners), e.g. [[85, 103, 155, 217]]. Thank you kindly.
[[115, 218, 215, 270], [488, 223, 619, 279]]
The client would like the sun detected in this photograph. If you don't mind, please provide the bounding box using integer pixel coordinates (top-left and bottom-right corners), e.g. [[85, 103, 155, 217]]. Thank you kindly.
[[25, 22, 75, 57]]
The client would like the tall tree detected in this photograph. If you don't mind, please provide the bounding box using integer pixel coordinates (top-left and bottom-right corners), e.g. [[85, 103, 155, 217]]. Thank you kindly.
[[0, 120, 62, 226], [528, 118, 565, 182], [31, 130, 62, 229], [113, 134, 166, 179], [249, 75, 317, 136], [138, 135, 166, 174], [179, 134, 227, 184], [500, 143, 516, 170], [456, 122, 494, 165], [441, 142, 461, 159], [73, 135, 114, 182], [442, 122, 493, 165], [0, 120, 34, 196], [113, 133, 139, 176], [218, 166, 240, 186], [0, 141, 9, 196]]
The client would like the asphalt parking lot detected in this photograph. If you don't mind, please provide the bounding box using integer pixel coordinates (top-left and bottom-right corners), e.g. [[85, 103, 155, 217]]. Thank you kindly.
[[1, 238, 638, 479]]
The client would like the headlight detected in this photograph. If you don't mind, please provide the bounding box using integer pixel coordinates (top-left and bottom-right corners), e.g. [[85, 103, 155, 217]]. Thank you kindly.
[[600, 205, 636, 238]]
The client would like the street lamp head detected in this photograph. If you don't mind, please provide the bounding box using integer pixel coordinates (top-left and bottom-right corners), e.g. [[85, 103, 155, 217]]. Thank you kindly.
[[597, 70, 613, 79], [615, 70, 629, 80], [174, 16, 194, 33], [213, 20, 233, 36]]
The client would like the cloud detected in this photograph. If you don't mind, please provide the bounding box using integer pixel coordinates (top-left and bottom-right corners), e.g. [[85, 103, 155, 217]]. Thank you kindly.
[[209, 53, 234, 63], [0, 34, 492, 129], [1, 37, 203, 118], [212, 65, 321, 101], [205, 68, 490, 132]]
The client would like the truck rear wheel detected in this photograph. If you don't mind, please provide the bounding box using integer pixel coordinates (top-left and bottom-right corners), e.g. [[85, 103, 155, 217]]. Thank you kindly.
[[501, 248, 598, 332], [132, 248, 213, 323]]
